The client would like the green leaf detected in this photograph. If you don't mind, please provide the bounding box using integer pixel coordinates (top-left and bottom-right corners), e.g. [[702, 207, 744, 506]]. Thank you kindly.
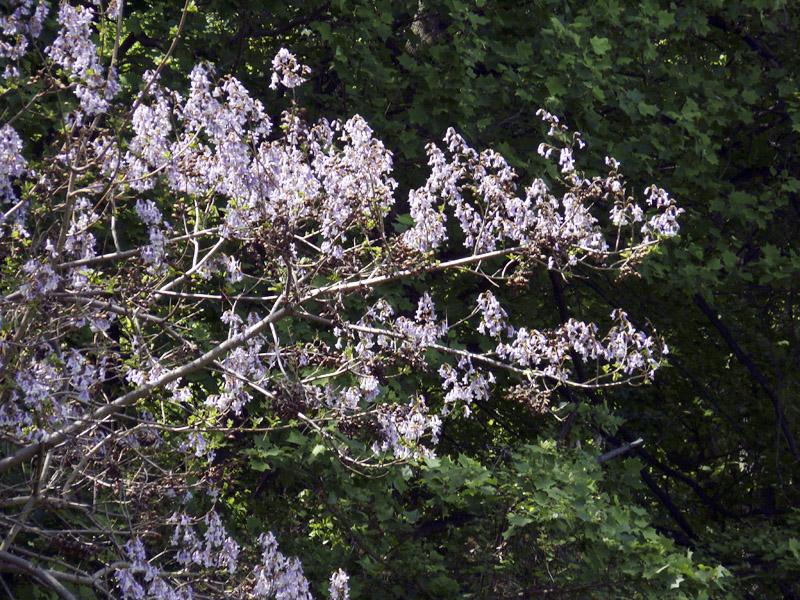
[[657, 10, 675, 29], [287, 430, 307, 446], [637, 101, 658, 116], [590, 36, 611, 55], [311, 443, 327, 457]]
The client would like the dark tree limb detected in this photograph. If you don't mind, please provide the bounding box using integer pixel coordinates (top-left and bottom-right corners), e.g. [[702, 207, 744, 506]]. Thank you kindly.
[[639, 469, 697, 543], [548, 271, 604, 443], [116, 32, 167, 63], [707, 15, 778, 66], [240, 4, 332, 40], [694, 293, 799, 462], [0, 551, 77, 600]]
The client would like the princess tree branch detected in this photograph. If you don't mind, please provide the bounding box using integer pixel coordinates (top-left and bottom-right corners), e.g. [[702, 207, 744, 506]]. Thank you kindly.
[[296, 311, 633, 390], [0, 300, 288, 475], [56, 228, 219, 271], [597, 438, 643, 463], [309, 245, 525, 298], [0, 243, 618, 475], [0, 551, 77, 600]]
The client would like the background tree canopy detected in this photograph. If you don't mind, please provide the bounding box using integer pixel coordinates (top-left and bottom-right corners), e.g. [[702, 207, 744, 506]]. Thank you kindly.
[[2, 0, 799, 598]]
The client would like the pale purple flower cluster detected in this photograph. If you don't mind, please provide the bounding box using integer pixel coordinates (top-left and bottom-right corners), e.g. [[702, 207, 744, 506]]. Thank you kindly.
[[114, 516, 346, 598], [329, 370, 381, 413], [536, 108, 565, 138], [104, 0, 122, 19], [372, 396, 442, 460], [441, 130, 514, 252], [610, 199, 644, 227], [206, 312, 267, 414], [535, 138, 684, 253], [602, 156, 645, 227], [170, 511, 240, 574], [562, 319, 603, 361], [323, 310, 394, 412], [315, 116, 397, 257], [64, 197, 99, 259], [126, 64, 399, 258], [20, 258, 59, 299], [394, 293, 448, 347], [269, 48, 311, 90], [115, 537, 193, 600], [438, 359, 495, 417], [0, 400, 33, 439], [346, 299, 396, 358], [329, 569, 350, 600], [0, 0, 48, 78], [1, 346, 107, 440], [405, 127, 612, 257], [4, 343, 108, 437], [404, 188, 446, 252], [0, 124, 26, 204], [135, 199, 168, 270], [46, 3, 119, 115], [179, 65, 272, 197], [641, 185, 684, 239], [605, 309, 666, 377], [476, 291, 509, 338], [126, 85, 175, 191], [123, 66, 304, 243], [115, 539, 150, 600], [67, 349, 107, 401], [497, 326, 574, 380], [495, 310, 666, 381], [402, 141, 455, 252], [224, 255, 244, 283], [252, 532, 313, 600], [180, 431, 215, 462], [134, 198, 162, 226], [540, 187, 609, 264], [559, 147, 576, 174], [364, 298, 395, 324], [14, 355, 59, 412]]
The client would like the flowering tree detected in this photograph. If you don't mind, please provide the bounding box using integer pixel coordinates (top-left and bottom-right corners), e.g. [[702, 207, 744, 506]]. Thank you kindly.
[[0, 2, 710, 598]]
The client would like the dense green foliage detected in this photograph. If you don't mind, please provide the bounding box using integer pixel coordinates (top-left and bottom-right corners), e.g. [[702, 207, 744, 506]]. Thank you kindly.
[[4, 0, 799, 597]]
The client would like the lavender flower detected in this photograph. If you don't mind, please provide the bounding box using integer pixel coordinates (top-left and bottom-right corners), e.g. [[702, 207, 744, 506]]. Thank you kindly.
[[641, 186, 684, 239], [168, 510, 240, 574], [269, 48, 311, 90], [372, 396, 442, 460], [180, 431, 216, 462], [115, 536, 193, 600], [134, 199, 169, 270], [395, 293, 448, 347], [64, 197, 99, 259], [0, 124, 26, 204], [476, 291, 508, 338], [439, 359, 494, 417], [559, 147, 575, 174], [329, 569, 350, 600], [224, 255, 244, 283], [206, 315, 266, 414], [252, 532, 313, 600], [0, 1, 49, 77], [20, 259, 59, 299], [46, 3, 118, 115]]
